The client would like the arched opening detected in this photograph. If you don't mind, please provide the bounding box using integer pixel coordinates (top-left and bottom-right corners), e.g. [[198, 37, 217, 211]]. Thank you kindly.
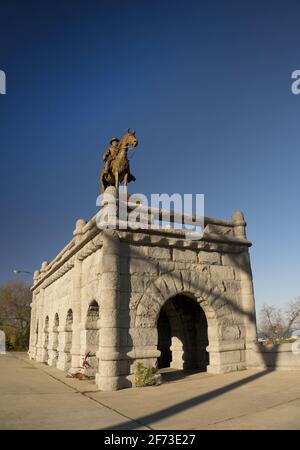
[[66, 309, 73, 329], [54, 313, 59, 328], [157, 309, 172, 368], [157, 295, 209, 376], [87, 300, 99, 322]]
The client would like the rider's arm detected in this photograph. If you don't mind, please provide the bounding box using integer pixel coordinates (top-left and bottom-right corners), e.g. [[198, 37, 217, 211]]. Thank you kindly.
[[103, 148, 110, 161]]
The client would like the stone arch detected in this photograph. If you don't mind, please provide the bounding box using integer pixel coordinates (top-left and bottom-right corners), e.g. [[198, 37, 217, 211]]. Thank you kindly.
[[80, 300, 100, 377], [157, 294, 209, 371], [134, 271, 222, 374], [86, 300, 99, 327], [135, 271, 219, 329]]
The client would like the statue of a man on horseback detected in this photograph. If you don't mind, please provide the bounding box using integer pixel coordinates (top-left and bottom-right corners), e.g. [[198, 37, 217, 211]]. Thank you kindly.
[[100, 129, 138, 193], [102, 137, 120, 175]]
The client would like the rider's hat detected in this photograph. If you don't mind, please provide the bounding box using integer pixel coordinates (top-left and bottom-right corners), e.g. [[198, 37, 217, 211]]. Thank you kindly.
[[110, 137, 119, 144]]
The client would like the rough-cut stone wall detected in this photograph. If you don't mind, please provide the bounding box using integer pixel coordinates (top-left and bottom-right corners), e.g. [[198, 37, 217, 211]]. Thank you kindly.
[[33, 268, 73, 366], [29, 208, 262, 391], [81, 249, 102, 310], [123, 246, 250, 387]]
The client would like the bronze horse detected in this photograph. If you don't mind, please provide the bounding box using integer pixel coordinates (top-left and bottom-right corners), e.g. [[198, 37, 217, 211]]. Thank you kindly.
[[100, 129, 138, 193]]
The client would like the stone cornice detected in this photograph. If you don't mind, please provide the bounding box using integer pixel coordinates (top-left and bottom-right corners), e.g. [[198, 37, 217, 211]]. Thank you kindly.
[[117, 227, 251, 249], [32, 228, 103, 292], [42, 256, 76, 289], [32, 208, 251, 292]]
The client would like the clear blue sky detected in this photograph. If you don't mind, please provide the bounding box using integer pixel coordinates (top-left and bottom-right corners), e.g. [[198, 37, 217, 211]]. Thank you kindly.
[[0, 0, 299, 310]]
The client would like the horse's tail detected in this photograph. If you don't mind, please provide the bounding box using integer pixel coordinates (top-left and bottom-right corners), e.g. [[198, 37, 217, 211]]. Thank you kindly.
[[128, 173, 136, 183]]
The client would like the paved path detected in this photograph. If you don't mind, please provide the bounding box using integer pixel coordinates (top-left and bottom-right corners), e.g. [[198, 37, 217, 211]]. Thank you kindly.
[[0, 353, 300, 429]]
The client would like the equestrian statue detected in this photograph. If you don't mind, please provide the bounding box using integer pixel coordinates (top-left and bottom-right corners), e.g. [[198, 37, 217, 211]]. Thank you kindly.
[[100, 129, 138, 193]]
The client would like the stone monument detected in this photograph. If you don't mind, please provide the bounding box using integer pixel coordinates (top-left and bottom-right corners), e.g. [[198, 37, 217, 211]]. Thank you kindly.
[[29, 131, 259, 391]]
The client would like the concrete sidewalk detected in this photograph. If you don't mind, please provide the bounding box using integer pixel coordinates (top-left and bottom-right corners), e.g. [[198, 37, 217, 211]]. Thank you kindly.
[[0, 353, 300, 430]]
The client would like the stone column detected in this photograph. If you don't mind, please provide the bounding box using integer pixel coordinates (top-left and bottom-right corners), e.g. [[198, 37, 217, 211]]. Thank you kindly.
[[70, 219, 85, 370], [97, 229, 122, 391], [48, 326, 59, 366], [170, 337, 184, 369], [46, 324, 53, 365], [36, 288, 45, 362], [232, 211, 258, 365], [41, 325, 49, 363], [36, 262, 48, 362], [57, 327, 72, 370], [204, 311, 223, 373], [70, 258, 83, 369], [28, 289, 38, 359]]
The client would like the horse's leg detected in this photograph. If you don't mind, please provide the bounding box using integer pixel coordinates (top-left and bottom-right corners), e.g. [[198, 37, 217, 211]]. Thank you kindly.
[[123, 173, 128, 196], [100, 171, 106, 193], [115, 171, 119, 192]]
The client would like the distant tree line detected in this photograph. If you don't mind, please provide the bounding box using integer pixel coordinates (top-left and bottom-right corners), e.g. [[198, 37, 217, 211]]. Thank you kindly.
[[0, 280, 31, 351]]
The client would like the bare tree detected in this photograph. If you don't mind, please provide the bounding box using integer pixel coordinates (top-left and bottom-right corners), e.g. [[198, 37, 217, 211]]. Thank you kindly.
[[258, 304, 285, 342], [258, 298, 300, 343], [283, 297, 300, 338], [0, 280, 32, 350]]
